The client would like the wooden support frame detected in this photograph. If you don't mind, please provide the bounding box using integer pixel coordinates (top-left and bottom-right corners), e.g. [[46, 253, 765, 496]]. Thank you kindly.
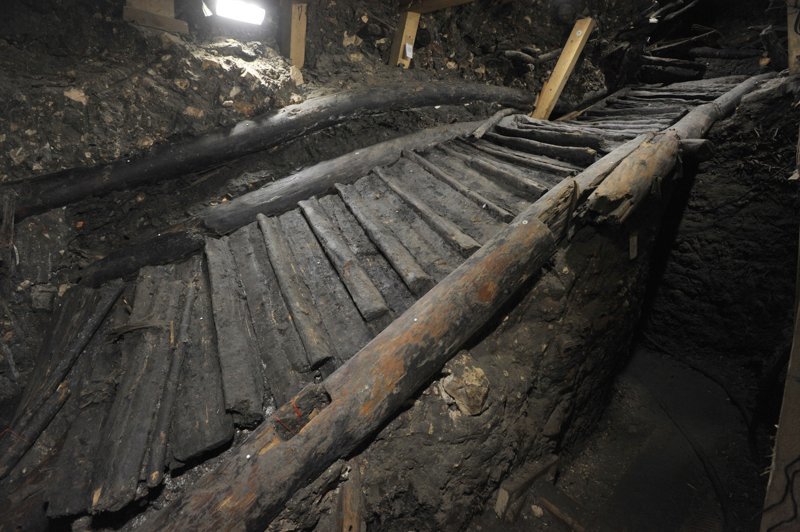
[[389, 0, 474, 68], [123, 0, 188, 34], [788, 1, 800, 74], [279, 0, 308, 69], [531, 17, 596, 120]]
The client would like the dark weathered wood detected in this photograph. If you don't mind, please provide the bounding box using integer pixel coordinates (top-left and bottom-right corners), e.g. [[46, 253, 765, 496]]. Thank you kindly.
[[45, 296, 129, 517], [483, 132, 598, 166], [335, 183, 434, 297], [471, 108, 516, 139], [533, 479, 589, 532], [12, 83, 536, 219], [336, 461, 366, 532], [495, 455, 559, 519], [467, 139, 580, 176], [354, 175, 461, 281], [140, 184, 561, 532], [498, 118, 619, 150], [443, 141, 562, 189], [205, 238, 265, 428], [258, 214, 335, 368], [438, 144, 551, 200], [375, 167, 481, 257], [228, 224, 310, 402], [403, 150, 514, 222], [689, 46, 763, 59], [202, 121, 482, 234], [279, 209, 374, 363], [90, 268, 183, 512], [318, 194, 416, 319], [299, 198, 389, 322], [626, 90, 716, 101], [0, 192, 14, 279], [0, 282, 123, 480], [168, 257, 234, 468], [420, 148, 533, 215], [145, 261, 198, 488]]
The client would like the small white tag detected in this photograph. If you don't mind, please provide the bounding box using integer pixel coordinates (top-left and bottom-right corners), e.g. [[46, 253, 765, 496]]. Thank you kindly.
[[404, 43, 414, 59]]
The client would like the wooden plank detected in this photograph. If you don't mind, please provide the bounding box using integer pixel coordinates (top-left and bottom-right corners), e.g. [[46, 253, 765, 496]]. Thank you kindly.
[[122, 5, 188, 34], [90, 267, 183, 513], [45, 296, 129, 517], [495, 455, 559, 520], [389, 10, 421, 68], [336, 461, 366, 532], [318, 194, 416, 320], [532, 17, 596, 120], [205, 238, 265, 428], [468, 139, 580, 176], [483, 131, 598, 166], [403, 151, 515, 222], [258, 214, 336, 369], [789, 3, 800, 74], [760, 307, 800, 531], [280, 1, 307, 68], [168, 259, 234, 468], [533, 479, 589, 532], [299, 198, 390, 322], [228, 224, 310, 403], [400, 0, 474, 14], [335, 183, 434, 298], [279, 210, 373, 363], [374, 168, 482, 257]]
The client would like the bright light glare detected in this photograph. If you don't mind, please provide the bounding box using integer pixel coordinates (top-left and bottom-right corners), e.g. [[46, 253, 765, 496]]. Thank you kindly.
[[216, 0, 266, 25]]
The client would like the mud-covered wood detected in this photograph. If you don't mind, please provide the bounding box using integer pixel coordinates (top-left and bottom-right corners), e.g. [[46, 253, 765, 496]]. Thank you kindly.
[[439, 143, 554, 198], [168, 260, 234, 467], [12, 83, 536, 219], [44, 297, 128, 517], [205, 238, 265, 427], [403, 150, 514, 222], [483, 132, 598, 166], [299, 198, 390, 322], [496, 117, 618, 151], [335, 183, 434, 297], [144, 263, 198, 488], [0, 282, 123, 480], [279, 209, 373, 362], [318, 194, 416, 319], [375, 167, 481, 257], [90, 268, 183, 512], [272, 383, 331, 440], [466, 139, 580, 176], [258, 214, 335, 368], [228, 224, 310, 402]]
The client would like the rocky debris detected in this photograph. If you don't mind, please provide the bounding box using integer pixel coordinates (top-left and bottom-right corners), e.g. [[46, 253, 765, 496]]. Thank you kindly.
[[440, 352, 490, 416], [0, 1, 296, 183]]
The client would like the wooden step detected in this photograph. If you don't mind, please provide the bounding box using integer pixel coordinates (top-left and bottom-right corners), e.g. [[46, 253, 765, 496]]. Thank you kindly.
[[299, 197, 390, 323], [90, 266, 186, 513], [258, 214, 335, 369], [483, 132, 598, 166], [228, 223, 310, 404], [467, 138, 581, 176], [335, 183, 434, 298], [205, 238, 266, 428], [168, 257, 234, 468], [278, 209, 374, 364]]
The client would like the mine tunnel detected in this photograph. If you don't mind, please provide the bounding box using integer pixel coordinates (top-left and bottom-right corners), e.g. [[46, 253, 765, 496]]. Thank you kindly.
[[0, 0, 798, 530]]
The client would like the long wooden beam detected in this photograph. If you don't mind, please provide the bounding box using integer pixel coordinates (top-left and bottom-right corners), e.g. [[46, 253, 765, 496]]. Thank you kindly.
[[788, 2, 800, 74], [390, 0, 475, 68], [7, 82, 535, 221], [279, 0, 308, 69], [532, 17, 596, 120]]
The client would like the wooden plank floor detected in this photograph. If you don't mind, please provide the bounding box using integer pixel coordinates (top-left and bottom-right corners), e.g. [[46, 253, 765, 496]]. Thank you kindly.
[[0, 76, 746, 518]]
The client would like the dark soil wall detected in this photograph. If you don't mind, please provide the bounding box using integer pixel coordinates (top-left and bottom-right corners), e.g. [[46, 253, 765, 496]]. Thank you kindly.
[[642, 81, 800, 446]]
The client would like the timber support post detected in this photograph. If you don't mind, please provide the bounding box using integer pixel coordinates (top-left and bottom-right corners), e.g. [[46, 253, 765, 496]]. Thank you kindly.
[[531, 17, 596, 120], [390, 0, 475, 68], [280, 0, 308, 70]]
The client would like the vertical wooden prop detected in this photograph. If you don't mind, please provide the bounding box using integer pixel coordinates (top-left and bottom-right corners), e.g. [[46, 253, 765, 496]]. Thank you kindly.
[[788, 1, 800, 74], [280, 1, 308, 69], [531, 17, 596, 120], [390, 11, 421, 68]]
